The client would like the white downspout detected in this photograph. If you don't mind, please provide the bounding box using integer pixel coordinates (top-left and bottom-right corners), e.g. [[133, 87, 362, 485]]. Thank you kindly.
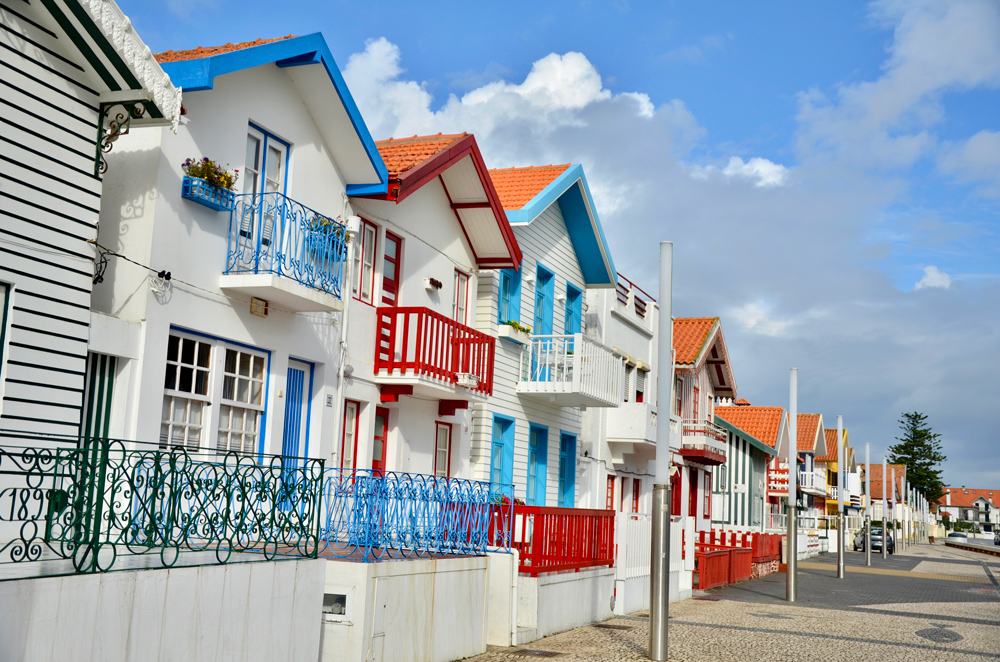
[[330, 213, 360, 469]]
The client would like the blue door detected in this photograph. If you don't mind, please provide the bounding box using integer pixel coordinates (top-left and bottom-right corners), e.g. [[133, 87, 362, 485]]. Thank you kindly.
[[281, 361, 310, 460], [558, 433, 576, 507], [491, 416, 515, 498], [527, 424, 548, 506]]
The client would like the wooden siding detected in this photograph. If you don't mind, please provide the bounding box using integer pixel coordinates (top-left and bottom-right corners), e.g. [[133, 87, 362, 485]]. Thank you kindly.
[[0, 4, 100, 435], [471, 202, 590, 506]]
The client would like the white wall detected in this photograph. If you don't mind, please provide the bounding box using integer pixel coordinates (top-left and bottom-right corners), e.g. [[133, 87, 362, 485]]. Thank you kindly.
[[321, 556, 488, 662], [0, 559, 324, 662], [471, 202, 592, 504], [95, 63, 360, 459]]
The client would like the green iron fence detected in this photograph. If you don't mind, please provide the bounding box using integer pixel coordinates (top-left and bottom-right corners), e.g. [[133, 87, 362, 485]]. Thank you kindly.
[[0, 436, 324, 573]]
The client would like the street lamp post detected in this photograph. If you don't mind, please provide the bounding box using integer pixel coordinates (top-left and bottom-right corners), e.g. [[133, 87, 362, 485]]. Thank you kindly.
[[865, 444, 871, 566], [882, 458, 889, 560], [836, 415, 844, 579], [786, 368, 798, 603]]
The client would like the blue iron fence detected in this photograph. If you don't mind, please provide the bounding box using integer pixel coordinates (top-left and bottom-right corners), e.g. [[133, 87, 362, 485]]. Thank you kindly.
[[226, 192, 348, 298], [0, 437, 323, 573], [320, 469, 513, 561]]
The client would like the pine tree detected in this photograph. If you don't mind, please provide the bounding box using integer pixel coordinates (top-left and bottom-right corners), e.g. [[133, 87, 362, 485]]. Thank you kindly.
[[888, 412, 947, 507]]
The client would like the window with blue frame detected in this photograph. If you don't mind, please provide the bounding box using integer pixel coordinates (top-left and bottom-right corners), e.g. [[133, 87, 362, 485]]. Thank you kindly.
[[564, 284, 582, 335], [533, 265, 554, 336], [527, 424, 548, 506], [491, 415, 515, 491], [558, 432, 576, 507], [498, 267, 522, 325]]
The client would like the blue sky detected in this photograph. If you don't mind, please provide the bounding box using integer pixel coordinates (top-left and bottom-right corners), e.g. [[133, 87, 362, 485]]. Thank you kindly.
[[126, 0, 1000, 487]]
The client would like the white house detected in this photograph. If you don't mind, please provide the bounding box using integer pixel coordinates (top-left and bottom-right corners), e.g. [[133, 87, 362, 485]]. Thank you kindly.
[[91, 34, 387, 458], [341, 132, 521, 478], [0, 0, 180, 441], [472, 163, 622, 507]]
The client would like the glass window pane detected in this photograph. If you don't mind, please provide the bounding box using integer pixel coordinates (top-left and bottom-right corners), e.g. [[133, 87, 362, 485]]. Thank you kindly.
[[164, 364, 177, 390], [225, 349, 237, 374], [195, 369, 209, 396], [251, 380, 262, 405], [237, 378, 249, 402], [181, 338, 195, 365], [385, 237, 397, 259], [246, 135, 260, 172], [238, 353, 250, 377], [197, 343, 211, 368], [223, 375, 235, 400], [167, 335, 179, 361], [179, 366, 193, 393], [253, 356, 265, 379]]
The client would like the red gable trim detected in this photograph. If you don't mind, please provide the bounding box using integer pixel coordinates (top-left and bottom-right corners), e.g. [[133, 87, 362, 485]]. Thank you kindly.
[[361, 134, 522, 270]]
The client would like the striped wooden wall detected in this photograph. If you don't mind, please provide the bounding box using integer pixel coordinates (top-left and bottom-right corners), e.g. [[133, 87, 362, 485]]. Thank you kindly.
[[0, 1, 102, 435]]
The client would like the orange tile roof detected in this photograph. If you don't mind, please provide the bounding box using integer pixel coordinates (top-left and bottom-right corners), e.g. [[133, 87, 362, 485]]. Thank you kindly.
[[937, 487, 1000, 509], [796, 413, 821, 452], [818, 428, 841, 462], [488, 164, 571, 210], [673, 317, 718, 365], [154, 35, 296, 64], [858, 464, 907, 500], [375, 133, 468, 179], [734, 398, 752, 406], [715, 406, 783, 448]]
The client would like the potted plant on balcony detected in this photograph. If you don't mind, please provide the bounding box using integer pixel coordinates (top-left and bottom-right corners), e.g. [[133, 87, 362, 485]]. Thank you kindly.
[[304, 214, 347, 264], [181, 157, 239, 211], [497, 320, 531, 345]]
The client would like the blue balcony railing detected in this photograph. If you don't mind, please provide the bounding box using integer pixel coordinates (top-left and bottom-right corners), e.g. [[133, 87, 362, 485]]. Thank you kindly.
[[226, 192, 348, 298], [320, 469, 514, 561]]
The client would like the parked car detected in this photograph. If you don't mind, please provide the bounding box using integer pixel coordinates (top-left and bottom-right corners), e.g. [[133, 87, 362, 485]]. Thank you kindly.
[[947, 531, 969, 543], [853, 526, 894, 553], [994, 531, 999, 545]]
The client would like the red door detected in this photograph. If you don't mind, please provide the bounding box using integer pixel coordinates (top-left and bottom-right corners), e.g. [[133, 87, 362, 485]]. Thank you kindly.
[[382, 232, 402, 305], [689, 467, 699, 517], [372, 407, 389, 474]]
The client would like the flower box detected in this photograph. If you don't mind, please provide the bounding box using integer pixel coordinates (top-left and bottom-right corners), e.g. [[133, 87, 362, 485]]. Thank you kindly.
[[182, 176, 236, 212], [497, 324, 530, 345], [456, 372, 480, 389]]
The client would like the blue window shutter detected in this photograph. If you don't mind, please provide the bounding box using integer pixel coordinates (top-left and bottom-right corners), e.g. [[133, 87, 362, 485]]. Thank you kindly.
[[499, 271, 511, 323]]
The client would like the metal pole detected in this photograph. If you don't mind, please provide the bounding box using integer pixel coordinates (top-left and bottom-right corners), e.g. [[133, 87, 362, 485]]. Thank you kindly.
[[786, 368, 798, 602], [836, 415, 844, 579], [882, 457, 888, 560], [865, 443, 871, 566], [649, 241, 673, 661], [902, 478, 908, 550]]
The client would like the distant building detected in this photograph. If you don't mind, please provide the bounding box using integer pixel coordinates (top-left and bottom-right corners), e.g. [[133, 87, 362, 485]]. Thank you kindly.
[[938, 487, 1000, 532]]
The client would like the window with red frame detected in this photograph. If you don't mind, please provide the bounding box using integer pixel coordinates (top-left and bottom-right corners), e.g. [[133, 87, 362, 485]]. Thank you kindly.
[[621, 478, 628, 512], [692, 385, 700, 420], [674, 377, 683, 416], [341, 400, 360, 469], [381, 231, 402, 305], [689, 467, 698, 516], [703, 472, 711, 519], [635, 370, 646, 403], [354, 220, 378, 304], [670, 467, 681, 515], [606, 476, 615, 511], [434, 422, 452, 477], [453, 270, 469, 324], [632, 478, 640, 513]]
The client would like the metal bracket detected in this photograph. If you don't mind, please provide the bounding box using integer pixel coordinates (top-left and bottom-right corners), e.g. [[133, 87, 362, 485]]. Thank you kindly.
[[96, 100, 149, 176]]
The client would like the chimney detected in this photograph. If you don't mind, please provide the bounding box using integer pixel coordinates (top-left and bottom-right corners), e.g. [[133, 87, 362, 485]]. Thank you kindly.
[[946, 492, 951, 506]]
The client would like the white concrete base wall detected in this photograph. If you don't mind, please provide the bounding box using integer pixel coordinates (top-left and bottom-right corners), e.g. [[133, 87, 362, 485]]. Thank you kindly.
[[322, 556, 488, 662], [515, 567, 615, 644], [614, 575, 649, 615], [486, 552, 519, 647], [0, 559, 325, 662]]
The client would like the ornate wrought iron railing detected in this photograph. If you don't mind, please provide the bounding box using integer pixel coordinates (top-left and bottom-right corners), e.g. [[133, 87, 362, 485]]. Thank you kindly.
[[226, 192, 348, 298], [0, 437, 324, 573], [319, 469, 514, 561]]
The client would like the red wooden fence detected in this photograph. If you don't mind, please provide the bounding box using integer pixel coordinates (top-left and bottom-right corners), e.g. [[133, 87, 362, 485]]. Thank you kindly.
[[694, 548, 729, 590], [375, 306, 495, 395], [498, 505, 615, 576]]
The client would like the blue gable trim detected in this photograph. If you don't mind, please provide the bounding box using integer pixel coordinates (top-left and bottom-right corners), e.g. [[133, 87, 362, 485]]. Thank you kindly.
[[505, 164, 616, 286], [160, 33, 387, 194]]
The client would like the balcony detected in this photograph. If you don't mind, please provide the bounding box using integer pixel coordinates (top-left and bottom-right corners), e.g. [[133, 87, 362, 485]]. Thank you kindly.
[[375, 306, 495, 402], [606, 400, 657, 464], [676, 419, 727, 466], [799, 469, 827, 497], [220, 192, 347, 312], [768, 467, 789, 496], [517, 334, 624, 408]]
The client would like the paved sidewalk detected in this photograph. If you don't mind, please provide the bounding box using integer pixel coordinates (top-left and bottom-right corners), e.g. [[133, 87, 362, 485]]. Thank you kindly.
[[462, 543, 1000, 661]]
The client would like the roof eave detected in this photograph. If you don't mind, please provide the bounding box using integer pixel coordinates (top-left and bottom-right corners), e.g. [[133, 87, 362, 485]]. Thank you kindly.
[[159, 33, 387, 194]]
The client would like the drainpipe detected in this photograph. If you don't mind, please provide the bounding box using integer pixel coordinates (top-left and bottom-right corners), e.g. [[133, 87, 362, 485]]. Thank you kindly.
[[649, 241, 672, 661], [786, 368, 797, 602], [330, 214, 360, 469]]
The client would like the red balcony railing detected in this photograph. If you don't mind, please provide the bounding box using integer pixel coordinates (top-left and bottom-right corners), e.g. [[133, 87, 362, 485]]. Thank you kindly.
[[497, 505, 615, 576], [375, 307, 495, 395], [616, 273, 655, 319]]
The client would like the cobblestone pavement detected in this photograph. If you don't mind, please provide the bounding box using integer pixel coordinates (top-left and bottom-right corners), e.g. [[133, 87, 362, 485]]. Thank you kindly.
[[461, 543, 1000, 661]]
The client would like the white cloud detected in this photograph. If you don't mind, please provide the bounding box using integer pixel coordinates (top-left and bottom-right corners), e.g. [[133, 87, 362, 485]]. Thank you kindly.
[[914, 265, 952, 290], [728, 301, 793, 337], [939, 129, 1000, 197], [796, 0, 1000, 168], [689, 156, 789, 187]]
